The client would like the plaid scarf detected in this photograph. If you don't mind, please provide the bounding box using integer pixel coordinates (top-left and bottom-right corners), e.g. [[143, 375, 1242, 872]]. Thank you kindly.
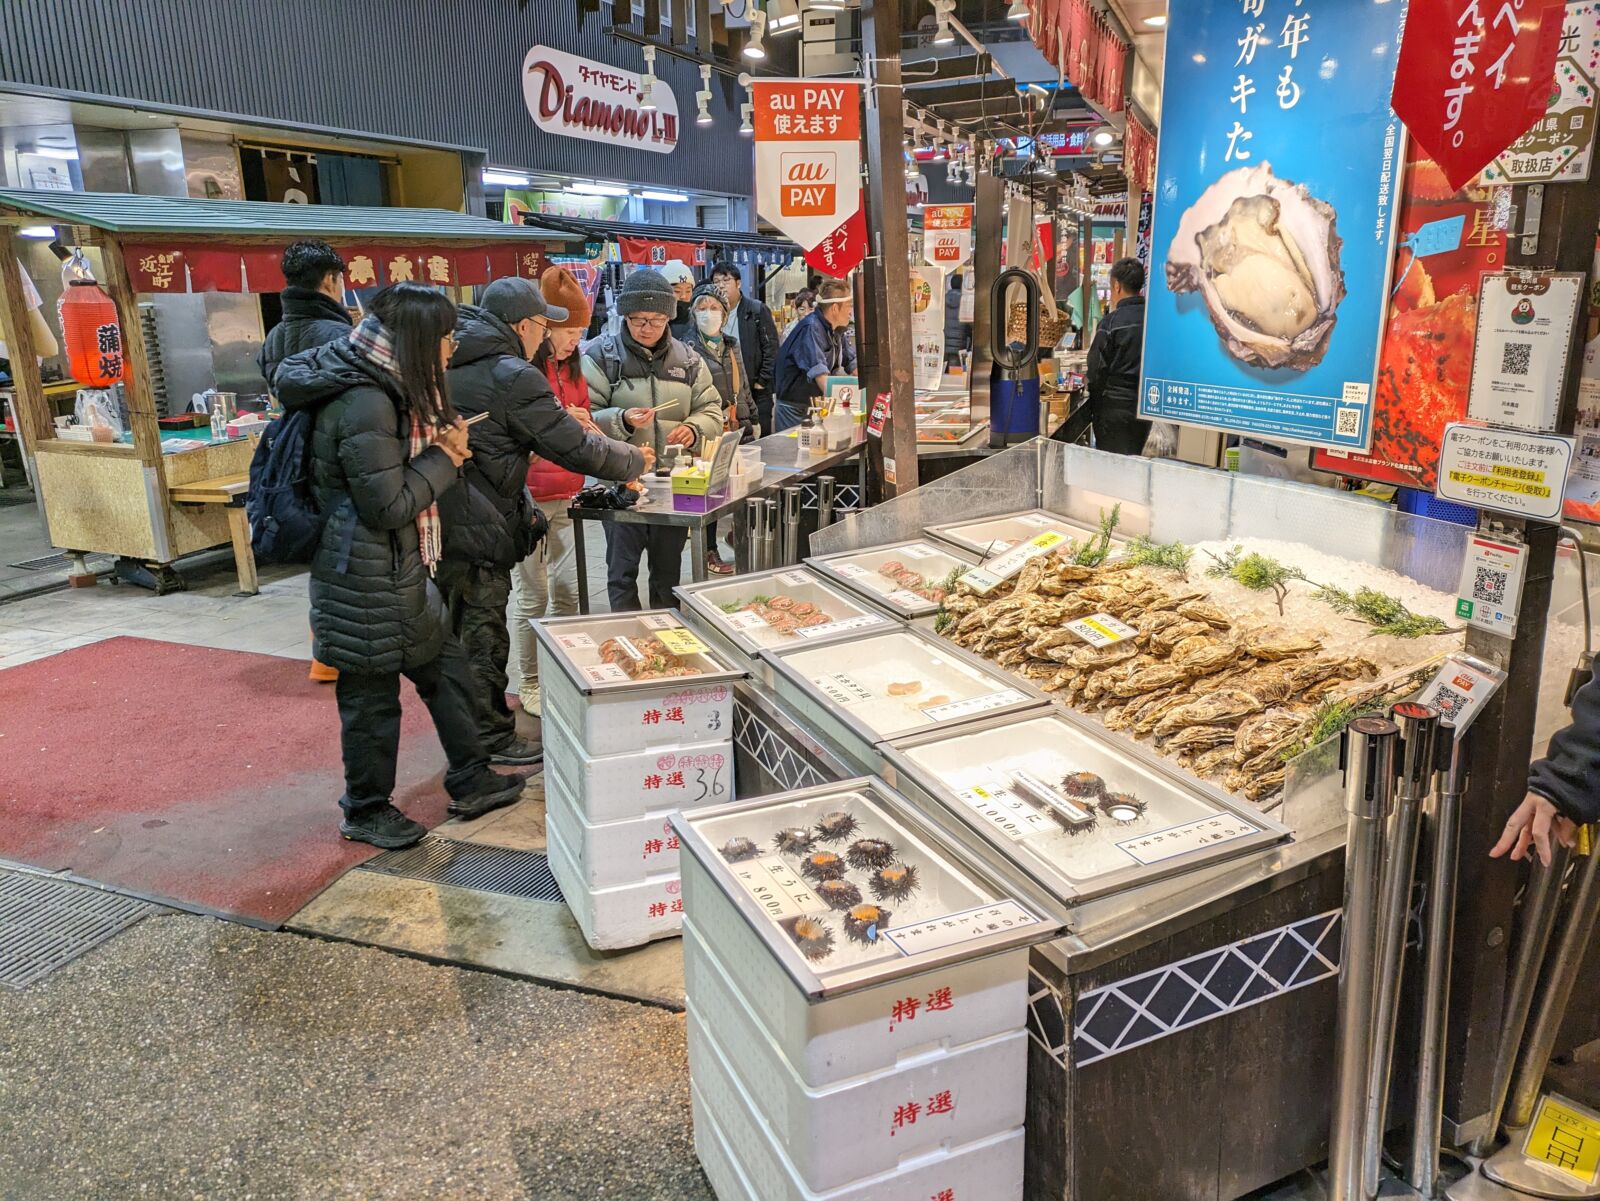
[[348, 315, 444, 572]]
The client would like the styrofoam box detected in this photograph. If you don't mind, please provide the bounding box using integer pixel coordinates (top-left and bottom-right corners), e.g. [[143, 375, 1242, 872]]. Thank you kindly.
[[686, 937, 1024, 1192], [543, 704, 735, 825], [539, 644, 736, 757], [545, 769, 686, 890], [681, 855, 1031, 1087], [690, 1007, 1025, 1201], [546, 812, 682, 950]]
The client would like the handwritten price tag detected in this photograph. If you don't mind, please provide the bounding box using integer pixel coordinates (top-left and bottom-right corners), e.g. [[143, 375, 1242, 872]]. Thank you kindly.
[[920, 689, 1025, 722], [638, 613, 678, 630], [1066, 613, 1137, 647], [960, 531, 1068, 595], [581, 663, 630, 684], [655, 627, 708, 657], [724, 610, 770, 632], [554, 631, 596, 652]]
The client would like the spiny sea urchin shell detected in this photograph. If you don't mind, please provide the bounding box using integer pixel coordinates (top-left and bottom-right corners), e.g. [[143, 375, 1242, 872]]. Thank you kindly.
[[815, 878, 863, 910], [720, 837, 761, 862], [1060, 771, 1107, 801], [773, 827, 814, 854], [813, 811, 860, 843], [1100, 792, 1147, 822], [800, 850, 848, 881], [782, 915, 835, 961], [1050, 807, 1099, 836], [870, 862, 920, 901], [846, 838, 896, 870], [843, 904, 892, 944]]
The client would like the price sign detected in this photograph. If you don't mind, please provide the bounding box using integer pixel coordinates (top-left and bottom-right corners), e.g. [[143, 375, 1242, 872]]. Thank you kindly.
[[956, 781, 1052, 841], [883, 900, 1038, 956], [775, 570, 812, 588], [1117, 814, 1259, 865], [921, 689, 1025, 722], [655, 627, 708, 657], [819, 672, 873, 706], [725, 610, 770, 632], [638, 613, 678, 630], [731, 856, 822, 922], [1019, 513, 1061, 528], [884, 589, 929, 609], [833, 561, 873, 580], [1521, 1093, 1600, 1185], [1454, 534, 1529, 638], [794, 613, 887, 640], [1416, 654, 1507, 732], [554, 631, 596, 652], [581, 663, 630, 685], [900, 543, 940, 560], [961, 531, 1068, 595], [1066, 613, 1137, 647], [612, 636, 645, 662]]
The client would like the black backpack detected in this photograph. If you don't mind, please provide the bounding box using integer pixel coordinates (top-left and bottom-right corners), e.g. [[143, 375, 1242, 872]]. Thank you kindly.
[[246, 409, 325, 564]]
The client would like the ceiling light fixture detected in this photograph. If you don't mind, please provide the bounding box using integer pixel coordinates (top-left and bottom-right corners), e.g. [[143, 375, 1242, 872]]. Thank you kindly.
[[740, 101, 755, 135], [482, 168, 533, 187], [744, 6, 768, 59], [571, 182, 630, 197], [639, 46, 659, 111], [19, 225, 56, 239], [640, 189, 690, 203], [1006, 0, 1029, 21], [769, 0, 802, 32], [930, 0, 957, 44], [1092, 128, 1116, 147], [696, 64, 714, 126], [1144, 13, 1167, 26]]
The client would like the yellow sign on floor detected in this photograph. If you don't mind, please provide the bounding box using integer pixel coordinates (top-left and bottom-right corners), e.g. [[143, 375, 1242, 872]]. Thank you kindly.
[[1522, 1093, 1600, 1185]]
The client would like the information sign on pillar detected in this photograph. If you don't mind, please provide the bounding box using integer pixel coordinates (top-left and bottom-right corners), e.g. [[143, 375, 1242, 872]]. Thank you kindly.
[[752, 80, 864, 254], [1391, 0, 1567, 190]]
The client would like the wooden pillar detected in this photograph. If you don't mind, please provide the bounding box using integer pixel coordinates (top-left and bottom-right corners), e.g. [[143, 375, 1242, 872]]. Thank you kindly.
[[0, 233, 50, 459], [859, 0, 918, 498], [969, 167, 1004, 424], [1444, 174, 1600, 1135]]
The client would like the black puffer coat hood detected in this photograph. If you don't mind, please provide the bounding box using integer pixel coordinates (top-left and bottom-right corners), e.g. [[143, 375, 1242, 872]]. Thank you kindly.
[[275, 338, 460, 674], [258, 287, 353, 388], [440, 305, 645, 569]]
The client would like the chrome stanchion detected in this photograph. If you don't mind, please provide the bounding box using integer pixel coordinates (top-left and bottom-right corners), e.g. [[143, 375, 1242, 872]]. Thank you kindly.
[[782, 485, 804, 565], [743, 498, 764, 573], [1468, 836, 1576, 1157], [1362, 701, 1439, 1200], [1331, 716, 1402, 1201], [761, 497, 779, 571], [1408, 719, 1469, 1197], [818, 476, 837, 530]]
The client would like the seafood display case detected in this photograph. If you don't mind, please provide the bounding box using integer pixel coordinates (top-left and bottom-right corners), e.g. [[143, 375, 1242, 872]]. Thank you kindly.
[[804, 538, 979, 619], [674, 778, 1063, 1201], [882, 709, 1290, 904], [673, 566, 897, 668], [759, 626, 1049, 773], [532, 610, 746, 950], [924, 507, 1125, 559]]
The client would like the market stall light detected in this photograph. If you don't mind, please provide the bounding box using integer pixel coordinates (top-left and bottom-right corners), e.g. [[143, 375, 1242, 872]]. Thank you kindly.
[[18, 226, 56, 239], [1092, 128, 1116, 147], [482, 168, 533, 187], [744, 7, 768, 59], [571, 182, 630, 196], [640, 189, 690, 203], [640, 45, 659, 111], [30, 146, 78, 161], [1144, 13, 1167, 26], [696, 64, 713, 126], [930, 0, 957, 45], [740, 101, 755, 135], [1006, 0, 1029, 21]]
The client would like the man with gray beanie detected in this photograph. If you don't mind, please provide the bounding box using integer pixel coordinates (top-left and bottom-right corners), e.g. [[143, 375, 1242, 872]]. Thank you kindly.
[[438, 275, 651, 763], [585, 268, 724, 610]]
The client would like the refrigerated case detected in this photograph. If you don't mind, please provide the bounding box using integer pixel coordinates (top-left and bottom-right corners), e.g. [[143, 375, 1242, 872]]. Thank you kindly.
[[804, 538, 979, 619], [674, 778, 1062, 1201], [674, 565, 896, 666], [924, 506, 1125, 558]]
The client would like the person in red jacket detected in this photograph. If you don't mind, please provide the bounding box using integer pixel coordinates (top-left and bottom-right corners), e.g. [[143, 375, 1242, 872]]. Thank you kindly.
[[512, 267, 599, 715]]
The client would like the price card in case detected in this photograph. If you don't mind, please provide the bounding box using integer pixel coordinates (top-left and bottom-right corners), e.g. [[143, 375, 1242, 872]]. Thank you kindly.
[[883, 900, 1039, 956], [1117, 814, 1259, 865], [581, 663, 630, 685], [900, 542, 939, 560], [956, 782, 1051, 841], [774, 570, 812, 588], [554, 631, 596, 652], [730, 856, 822, 922], [960, 531, 1068, 595], [638, 613, 678, 630], [1067, 613, 1137, 647], [655, 627, 708, 657], [819, 672, 873, 706], [885, 589, 929, 609], [794, 613, 886, 639], [834, 561, 874, 581], [921, 689, 1025, 722], [725, 610, 770, 632]]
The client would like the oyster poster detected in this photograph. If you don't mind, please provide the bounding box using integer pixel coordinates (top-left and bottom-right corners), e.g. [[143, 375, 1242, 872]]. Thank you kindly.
[[1139, 0, 1406, 452]]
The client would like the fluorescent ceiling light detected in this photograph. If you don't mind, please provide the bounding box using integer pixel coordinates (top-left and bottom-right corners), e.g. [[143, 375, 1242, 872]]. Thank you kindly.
[[19, 225, 56, 239], [1144, 13, 1167, 26], [641, 190, 690, 202], [482, 168, 532, 187], [571, 183, 629, 196], [30, 146, 78, 160]]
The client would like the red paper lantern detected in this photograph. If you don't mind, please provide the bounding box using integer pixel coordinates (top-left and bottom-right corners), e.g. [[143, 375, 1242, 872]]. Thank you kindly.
[[61, 280, 125, 387]]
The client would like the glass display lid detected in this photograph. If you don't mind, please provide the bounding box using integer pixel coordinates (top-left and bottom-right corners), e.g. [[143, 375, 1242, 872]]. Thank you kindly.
[[882, 710, 1290, 903], [531, 610, 746, 694], [925, 507, 1123, 559], [674, 566, 895, 657], [805, 539, 979, 619], [760, 626, 1047, 746], [672, 777, 1064, 999]]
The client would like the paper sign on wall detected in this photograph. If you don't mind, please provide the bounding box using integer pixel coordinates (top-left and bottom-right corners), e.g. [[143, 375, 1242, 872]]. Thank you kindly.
[[1467, 272, 1584, 433], [1437, 423, 1575, 521]]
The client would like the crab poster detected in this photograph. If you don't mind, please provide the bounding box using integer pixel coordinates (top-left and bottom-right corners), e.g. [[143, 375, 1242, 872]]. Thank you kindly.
[[1138, 0, 1406, 452]]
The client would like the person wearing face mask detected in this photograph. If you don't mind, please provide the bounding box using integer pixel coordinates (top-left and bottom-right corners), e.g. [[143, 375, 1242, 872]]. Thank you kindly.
[[437, 276, 650, 763], [659, 260, 697, 341], [683, 281, 755, 576]]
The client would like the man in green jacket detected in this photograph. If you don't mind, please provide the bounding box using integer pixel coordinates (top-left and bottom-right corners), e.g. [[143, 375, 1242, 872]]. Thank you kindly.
[[583, 268, 724, 610]]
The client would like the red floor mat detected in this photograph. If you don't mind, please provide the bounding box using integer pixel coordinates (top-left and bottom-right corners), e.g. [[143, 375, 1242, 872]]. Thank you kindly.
[[0, 636, 455, 926]]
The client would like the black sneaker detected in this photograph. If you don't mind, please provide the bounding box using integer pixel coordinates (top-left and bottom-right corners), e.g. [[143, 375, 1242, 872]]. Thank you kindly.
[[448, 777, 527, 820], [340, 804, 426, 849], [490, 734, 543, 766]]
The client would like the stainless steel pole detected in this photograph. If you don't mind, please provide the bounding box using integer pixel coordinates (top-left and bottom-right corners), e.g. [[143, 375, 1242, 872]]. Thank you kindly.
[[1504, 825, 1600, 1131], [782, 485, 804, 565], [762, 498, 779, 571], [744, 498, 764, 574], [1362, 701, 1440, 1200], [818, 476, 837, 529], [1331, 716, 1402, 1201], [1469, 836, 1576, 1156], [1408, 719, 1469, 1196]]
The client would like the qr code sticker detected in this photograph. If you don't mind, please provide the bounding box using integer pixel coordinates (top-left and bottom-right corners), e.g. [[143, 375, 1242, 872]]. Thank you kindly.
[[1501, 341, 1532, 377], [1473, 565, 1508, 606], [1430, 684, 1471, 717], [1335, 407, 1361, 437]]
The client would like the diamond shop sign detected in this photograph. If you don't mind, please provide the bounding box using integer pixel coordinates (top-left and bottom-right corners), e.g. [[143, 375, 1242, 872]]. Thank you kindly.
[[522, 46, 679, 154]]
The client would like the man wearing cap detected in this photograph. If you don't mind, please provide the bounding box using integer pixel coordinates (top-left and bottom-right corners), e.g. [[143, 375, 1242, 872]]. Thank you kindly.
[[439, 276, 650, 763], [584, 268, 724, 610], [658, 259, 697, 341]]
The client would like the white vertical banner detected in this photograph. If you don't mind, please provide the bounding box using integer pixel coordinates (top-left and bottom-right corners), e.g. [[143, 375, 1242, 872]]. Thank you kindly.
[[923, 204, 974, 267], [910, 264, 946, 390], [752, 80, 863, 251]]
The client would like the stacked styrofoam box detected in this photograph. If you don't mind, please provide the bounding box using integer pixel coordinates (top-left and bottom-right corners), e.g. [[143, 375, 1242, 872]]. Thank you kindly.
[[540, 646, 736, 950], [680, 850, 1032, 1201]]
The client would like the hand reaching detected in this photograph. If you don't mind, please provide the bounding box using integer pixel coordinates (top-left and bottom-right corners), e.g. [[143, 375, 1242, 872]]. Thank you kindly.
[[1490, 793, 1579, 867]]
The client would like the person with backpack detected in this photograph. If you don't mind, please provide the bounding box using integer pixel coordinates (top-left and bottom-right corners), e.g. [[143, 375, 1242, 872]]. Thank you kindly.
[[270, 282, 528, 849], [437, 275, 648, 762], [254, 238, 353, 683], [584, 268, 724, 611]]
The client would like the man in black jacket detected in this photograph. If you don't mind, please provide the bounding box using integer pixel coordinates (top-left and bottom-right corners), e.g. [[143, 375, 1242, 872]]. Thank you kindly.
[[711, 260, 778, 435], [1086, 257, 1150, 456], [258, 240, 351, 387], [439, 277, 650, 763], [1492, 674, 1595, 865]]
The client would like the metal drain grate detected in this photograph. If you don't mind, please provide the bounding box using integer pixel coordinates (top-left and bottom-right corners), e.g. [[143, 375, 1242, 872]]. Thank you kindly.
[[0, 872, 158, 989], [8, 552, 109, 573], [357, 838, 565, 903]]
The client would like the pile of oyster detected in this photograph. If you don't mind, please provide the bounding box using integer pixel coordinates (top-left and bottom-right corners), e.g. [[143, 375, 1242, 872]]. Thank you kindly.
[[938, 555, 1380, 802], [1166, 162, 1345, 371]]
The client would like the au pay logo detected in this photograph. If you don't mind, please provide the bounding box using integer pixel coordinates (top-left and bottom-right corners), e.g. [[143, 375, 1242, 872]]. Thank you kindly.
[[780, 151, 837, 217]]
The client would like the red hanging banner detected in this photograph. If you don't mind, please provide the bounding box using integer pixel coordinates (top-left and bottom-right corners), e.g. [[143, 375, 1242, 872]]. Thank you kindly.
[[185, 248, 244, 293], [1391, 0, 1567, 191], [513, 245, 551, 280], [240, 248, 287, 293], [455, 247, 491, 287], [618, 236, 707, 267], [122, 245, 186, 293], [802, 191, 868, 279], [485, 246, 518, 282], [341, 247, 381, 290]]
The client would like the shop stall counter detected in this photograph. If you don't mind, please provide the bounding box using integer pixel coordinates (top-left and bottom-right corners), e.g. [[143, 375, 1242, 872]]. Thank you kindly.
[[804, 538, 978, 620]]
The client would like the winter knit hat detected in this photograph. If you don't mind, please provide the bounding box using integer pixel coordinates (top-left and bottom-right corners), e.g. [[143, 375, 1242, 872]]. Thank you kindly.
[[690, 280, 729, 315], [617, 268, 675, 319], [540, 266, 591, 330]]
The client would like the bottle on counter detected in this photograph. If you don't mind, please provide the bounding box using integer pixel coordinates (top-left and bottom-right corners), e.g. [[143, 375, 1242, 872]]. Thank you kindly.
[[210, 397, 227, 441]]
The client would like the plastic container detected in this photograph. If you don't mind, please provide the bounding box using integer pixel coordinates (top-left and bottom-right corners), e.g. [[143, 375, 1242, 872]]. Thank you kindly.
[[546, 814, 683, 949], [542, 706, 734, 825], [545, 767, 692, 890], [737, 444, 763, 477]]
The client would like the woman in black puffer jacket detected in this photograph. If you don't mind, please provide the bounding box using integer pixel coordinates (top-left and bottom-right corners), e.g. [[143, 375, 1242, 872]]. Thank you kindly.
[[272, 283, 527, 849]]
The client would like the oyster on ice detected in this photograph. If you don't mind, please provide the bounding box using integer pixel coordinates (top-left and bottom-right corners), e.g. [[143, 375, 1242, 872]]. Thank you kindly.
[[1167, 163, 1345, 371]]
